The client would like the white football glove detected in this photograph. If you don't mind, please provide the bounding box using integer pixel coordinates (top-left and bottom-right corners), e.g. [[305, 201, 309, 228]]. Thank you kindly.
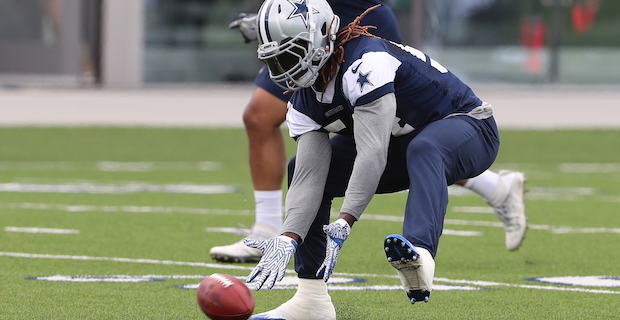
[[228, 13, 258, 43], [244, 235, 297, 290], [317, 218, 351, 282]]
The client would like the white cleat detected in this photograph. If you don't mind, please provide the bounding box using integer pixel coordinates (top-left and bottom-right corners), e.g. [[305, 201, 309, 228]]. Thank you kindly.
[[250, 279, 336, 320], [384, 234, 435, 304], [487, 170, 528, 251], [209, 223, 279, 263]]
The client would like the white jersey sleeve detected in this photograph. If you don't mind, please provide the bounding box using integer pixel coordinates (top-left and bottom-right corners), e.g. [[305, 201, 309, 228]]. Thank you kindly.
[[286, 101, 323, 138], [342, 51, 402, 106]]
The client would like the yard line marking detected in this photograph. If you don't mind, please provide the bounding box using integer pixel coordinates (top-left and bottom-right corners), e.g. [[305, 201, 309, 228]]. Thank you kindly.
[[0, 161, 78, 171], [549, 227, 620, 234], [5, 252, 619, 295], [433, 277, 620, 295], [204, 224, 481, 237], [448, 185, 603, 201], [440, 229, 482, 237], [528, 276, 620, 287], [366, 214, 620, 235], [326, 284, 482, 291], [0, 161, 220, 172], [445, 218, 620, 235], [0, 182, 238, 194], [4, 201, 617, 235], [452, 206, 496, 214], [4, 227, 80, 234], [560, 163, 620, 173], [33, 275, 478, 291], [0, 202, 251, 216], [205, 227, 249, 235], [526, 187, 597, 201], [0, 251, 255, 271], [26, 275, 165, 283], [444, 219, 504, 228], [97, 161, 220, 172]]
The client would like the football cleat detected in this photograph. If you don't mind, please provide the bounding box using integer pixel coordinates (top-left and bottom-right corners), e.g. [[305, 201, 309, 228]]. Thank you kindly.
[[250, 279, 336, 320], [486, 170, 528, 251], [384, 234, 435, 304], [209, 223, 279, 263]]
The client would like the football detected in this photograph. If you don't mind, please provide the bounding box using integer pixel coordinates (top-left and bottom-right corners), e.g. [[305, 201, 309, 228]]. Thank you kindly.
[[197, 273, 255, 320]]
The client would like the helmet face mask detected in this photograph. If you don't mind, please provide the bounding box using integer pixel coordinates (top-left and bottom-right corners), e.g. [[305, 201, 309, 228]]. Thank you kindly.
[[257, 0, 339, 91]]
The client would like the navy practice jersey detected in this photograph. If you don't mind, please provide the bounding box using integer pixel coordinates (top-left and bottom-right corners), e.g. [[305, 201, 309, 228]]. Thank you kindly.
[[286, 36, 483, 138]]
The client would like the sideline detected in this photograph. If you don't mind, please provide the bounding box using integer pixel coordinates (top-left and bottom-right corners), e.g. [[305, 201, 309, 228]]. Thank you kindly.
[[2, 84, 620, 129]]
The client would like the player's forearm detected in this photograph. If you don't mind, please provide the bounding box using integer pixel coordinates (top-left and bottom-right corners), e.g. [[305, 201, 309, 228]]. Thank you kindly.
[[341, 93, 396, 219], [282, 131, 331, 242]]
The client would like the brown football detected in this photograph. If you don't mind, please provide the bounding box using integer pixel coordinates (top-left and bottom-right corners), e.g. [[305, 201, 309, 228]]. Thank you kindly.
[[197, 273, 255, 320]]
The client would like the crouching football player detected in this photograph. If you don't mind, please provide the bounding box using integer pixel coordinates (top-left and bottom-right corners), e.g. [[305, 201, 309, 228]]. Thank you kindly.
[[244, 0, 500, 318]]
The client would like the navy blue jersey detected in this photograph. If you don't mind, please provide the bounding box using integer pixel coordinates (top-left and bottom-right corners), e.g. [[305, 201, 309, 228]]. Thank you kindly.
[[286, 36, 483, 138]]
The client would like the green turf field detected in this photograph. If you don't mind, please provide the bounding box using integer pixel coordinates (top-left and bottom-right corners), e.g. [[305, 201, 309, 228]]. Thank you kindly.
[[1, 127, 619, 319]]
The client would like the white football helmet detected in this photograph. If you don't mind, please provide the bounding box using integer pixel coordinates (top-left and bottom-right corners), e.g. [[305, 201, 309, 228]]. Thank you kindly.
[[256, 0, 340, 91]]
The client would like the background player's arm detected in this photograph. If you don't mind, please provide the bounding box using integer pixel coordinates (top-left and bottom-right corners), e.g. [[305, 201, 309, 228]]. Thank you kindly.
[[228, 13, 258, 43]]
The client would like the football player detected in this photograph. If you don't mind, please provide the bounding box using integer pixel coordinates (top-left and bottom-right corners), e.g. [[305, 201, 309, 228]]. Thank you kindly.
[[209, 0, 527, 266], [242, 0, 510, 318]]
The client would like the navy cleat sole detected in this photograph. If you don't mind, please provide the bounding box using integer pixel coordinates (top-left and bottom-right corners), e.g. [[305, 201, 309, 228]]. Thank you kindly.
[[384, 234, 431, 304]]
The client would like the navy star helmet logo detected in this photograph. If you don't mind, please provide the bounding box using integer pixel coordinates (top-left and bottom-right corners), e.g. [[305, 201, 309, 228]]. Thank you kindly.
[[356, 70, 373, 92], [287, 0, 319, 28]]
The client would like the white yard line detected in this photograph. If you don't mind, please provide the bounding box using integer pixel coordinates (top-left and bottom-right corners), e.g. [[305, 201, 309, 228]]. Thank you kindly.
[[3, 201, 618, 235], [0, 202, 251, 216], [0, 161, 220, 172], [3, 251, 619, 295], [0, 182, 238, 194], [4, 227, 80, 234]]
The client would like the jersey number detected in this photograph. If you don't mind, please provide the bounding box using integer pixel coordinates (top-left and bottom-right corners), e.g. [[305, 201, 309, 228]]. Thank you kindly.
[[390, 42, 448, 74]]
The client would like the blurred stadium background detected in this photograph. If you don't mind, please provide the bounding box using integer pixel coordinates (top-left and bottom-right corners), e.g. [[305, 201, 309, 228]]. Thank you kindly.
[[1, 0, 620, 87], [0, 0, 619, 129], [1, 0, 619, 128]]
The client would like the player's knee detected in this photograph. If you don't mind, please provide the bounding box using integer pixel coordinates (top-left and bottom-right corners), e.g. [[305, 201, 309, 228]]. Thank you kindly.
[[242, 100, 285, 131], [242, 102, 264, 130], [406, 138, 442, 165], [407, 138, 438, 155]]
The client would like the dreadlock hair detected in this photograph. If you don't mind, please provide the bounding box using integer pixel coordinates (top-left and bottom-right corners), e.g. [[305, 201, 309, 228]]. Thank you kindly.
[[320, 4, 381, 92]]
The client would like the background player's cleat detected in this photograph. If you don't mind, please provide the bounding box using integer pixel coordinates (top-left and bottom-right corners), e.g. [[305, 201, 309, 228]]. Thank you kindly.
[[250, 279, 336, 320], [384, 234, 435, 304], [486, 170, 528, 251], [209, 223, 279, 263]]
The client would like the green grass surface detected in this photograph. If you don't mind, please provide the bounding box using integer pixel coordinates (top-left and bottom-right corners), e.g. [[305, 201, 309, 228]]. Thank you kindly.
[[1, 127, 619, 319]]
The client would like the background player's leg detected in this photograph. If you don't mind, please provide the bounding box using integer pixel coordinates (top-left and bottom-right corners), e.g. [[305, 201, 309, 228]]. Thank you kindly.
[[244, 87, 288, 229], [209, 86, 288, 263], [456, 168, 528, 251]]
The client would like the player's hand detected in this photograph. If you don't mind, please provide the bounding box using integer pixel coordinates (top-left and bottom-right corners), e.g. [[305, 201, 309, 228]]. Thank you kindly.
[[244, 235, 297, 290], [317, 218, 351, 282], [228, 13, 258, 43]]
